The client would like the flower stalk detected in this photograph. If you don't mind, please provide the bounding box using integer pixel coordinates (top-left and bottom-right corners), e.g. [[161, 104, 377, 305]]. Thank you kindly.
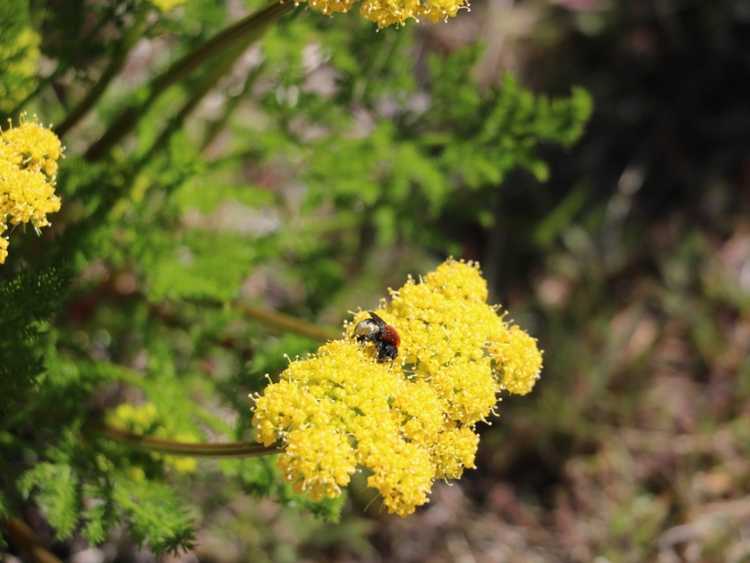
[[240, 304, 339, 342], [6, 3, 119, 117], [84, 1, 294, 162], [252, 259, 544, 515], [100, 425, 278, 458], [137, 39, 253, 167], [54, 8, 150, 137]]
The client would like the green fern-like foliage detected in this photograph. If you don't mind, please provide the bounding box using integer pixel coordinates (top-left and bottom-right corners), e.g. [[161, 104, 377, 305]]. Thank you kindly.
[[230, 39, 592, 247], [0, 267, 69, 416], [19, 463, 80, 540]]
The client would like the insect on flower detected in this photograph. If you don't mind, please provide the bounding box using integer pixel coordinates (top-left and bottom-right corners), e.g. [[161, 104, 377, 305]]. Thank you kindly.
[[353, 311, 400, 362], [253, 259, 544, 516]]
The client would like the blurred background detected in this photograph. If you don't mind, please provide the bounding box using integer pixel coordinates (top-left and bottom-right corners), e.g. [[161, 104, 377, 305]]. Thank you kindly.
[[5, 0, 750, 561]]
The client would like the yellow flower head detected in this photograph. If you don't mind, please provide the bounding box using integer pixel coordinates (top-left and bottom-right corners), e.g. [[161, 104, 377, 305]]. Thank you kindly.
[[489, 324, 544, 396], [0, 118, 63, 264], [278, 427, 357, 500], [417, 0, 468, 23], [297, 0, 468, 27], [251, 259, 543, 515]]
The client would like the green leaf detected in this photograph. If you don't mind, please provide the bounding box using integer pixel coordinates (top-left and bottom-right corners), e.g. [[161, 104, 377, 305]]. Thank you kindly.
[[139, 231, 257, 302], [112, 474, 196, 554], [18, 463, 80, 540]]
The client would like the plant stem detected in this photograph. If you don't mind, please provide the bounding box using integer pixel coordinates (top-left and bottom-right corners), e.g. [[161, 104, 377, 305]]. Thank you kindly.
[[100, 425, 278, 458], [201, 61, 267, 150], [6, 4, 118, 118], [55, 9, 149, 137], [240, 304, 339, 342], [2, 518, 62, 563], [137, 39, 250, 167], [84, 1, 294, 162]]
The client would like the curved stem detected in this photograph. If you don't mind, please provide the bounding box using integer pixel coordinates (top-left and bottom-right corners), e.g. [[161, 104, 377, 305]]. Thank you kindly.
[[201, 61, 266, 150], [99, 425, 279, 458], [240, 304, 339, 342], [6, 4, 118, 117], [55, 9, 149, 137], [84, 1, 294, 161], [136, 39, 250, 167]]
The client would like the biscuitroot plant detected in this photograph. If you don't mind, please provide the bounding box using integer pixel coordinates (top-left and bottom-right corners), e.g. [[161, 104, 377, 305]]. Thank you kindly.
[[253, 259, 542, 516], [102, 258, 542, 517], [1, 0, 588, 558]]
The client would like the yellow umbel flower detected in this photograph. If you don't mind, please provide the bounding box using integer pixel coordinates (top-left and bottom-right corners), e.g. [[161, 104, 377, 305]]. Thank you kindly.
[[296, 0, 468, 27], [252, 259, 543, 516], [0, 118, 63, 264]]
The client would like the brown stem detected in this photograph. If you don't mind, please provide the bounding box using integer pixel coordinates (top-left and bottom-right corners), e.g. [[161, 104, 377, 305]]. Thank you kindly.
[[137, 39, 251, 167], [54, 9, 149, 137], [201, 62, 266, 150], [99, 426, 279, 458], [6, 4, 119, 117], [2, 518, 62, 563]]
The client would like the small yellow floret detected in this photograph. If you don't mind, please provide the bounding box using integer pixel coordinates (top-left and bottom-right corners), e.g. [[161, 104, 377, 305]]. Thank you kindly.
[[432, 424, 479, 480], [162, 432, 200, 474], [418, 0, 467, 22], [423, 258, 488, 302], [391, 380, 443, 444], [279, 427, 356, 500], [107, 402, 158, 432], [360, 0, 421, 27], [0, 235, 8, 263], [296, 0, 468, 27], [306, 0, 357, 15], [429, 356, 497, 425], [366, 439, 434, 516], [150, 0, 186, 11], [252, 259, 543, 515], [0, 118, 63, 264], [490, 324, 543, 395], [0, 120, 63, 178]]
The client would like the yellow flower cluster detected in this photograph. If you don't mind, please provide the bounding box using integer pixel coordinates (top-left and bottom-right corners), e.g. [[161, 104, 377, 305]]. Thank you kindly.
[[107, 403, 199, 474], [295, 0, 468, 28], [0, 119, 62, 264], [252, 259, 543, 516], [150, 0, 186, 11]]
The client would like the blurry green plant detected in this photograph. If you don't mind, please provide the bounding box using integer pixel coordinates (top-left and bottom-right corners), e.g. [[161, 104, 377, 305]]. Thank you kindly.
[[0, 0, 590, 557], [0, 0, 39, 114]]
